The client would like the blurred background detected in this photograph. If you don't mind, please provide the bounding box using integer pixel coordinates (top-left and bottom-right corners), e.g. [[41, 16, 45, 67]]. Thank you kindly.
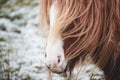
[[0, 0, 48, 80], [0, 0, 104, 80]]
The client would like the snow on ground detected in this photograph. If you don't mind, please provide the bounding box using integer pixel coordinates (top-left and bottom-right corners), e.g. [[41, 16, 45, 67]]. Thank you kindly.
[[0, 0, 104, 80]]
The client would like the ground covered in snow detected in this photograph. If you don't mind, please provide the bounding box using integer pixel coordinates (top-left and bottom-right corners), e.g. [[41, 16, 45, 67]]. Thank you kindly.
[[0, 0, 104, 80]]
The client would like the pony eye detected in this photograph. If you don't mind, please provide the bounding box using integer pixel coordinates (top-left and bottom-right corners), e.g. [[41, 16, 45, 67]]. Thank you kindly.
[[57, 55, 61, 63]]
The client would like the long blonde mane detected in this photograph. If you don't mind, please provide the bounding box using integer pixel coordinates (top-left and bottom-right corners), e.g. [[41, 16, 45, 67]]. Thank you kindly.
[[40, 0, 120, 79]]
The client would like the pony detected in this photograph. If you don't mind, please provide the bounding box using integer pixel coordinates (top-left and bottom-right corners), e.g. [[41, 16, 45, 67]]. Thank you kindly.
[[39, 0, 120, 80]]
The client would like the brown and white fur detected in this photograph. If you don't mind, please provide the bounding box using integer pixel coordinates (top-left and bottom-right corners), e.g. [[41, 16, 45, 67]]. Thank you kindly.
[[39, 0, 120, 80]]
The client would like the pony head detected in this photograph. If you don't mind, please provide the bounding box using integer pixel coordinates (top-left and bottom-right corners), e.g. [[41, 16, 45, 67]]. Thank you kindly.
[[40, 0, 120, 78], [42, 1, 67, 73], [42, 0, 92, 73]]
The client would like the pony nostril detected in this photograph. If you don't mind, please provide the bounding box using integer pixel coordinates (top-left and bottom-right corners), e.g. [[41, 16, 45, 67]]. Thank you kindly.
[[58, 58, 60, 63], [57, 55, 61, 63], [45, 53, 47, 58], [48, 64, 51, 67], [46, 64, 51, 69]]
